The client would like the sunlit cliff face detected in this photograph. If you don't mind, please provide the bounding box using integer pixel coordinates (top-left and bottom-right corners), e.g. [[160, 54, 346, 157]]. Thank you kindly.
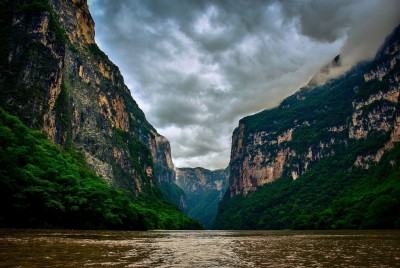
[[89, 0, 400, 170]]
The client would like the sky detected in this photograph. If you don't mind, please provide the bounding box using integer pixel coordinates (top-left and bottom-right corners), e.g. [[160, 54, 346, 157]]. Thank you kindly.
[[88, 0, 400, 170]]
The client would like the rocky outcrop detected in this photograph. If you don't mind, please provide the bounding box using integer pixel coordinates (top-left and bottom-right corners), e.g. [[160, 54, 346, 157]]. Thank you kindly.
[[349, 88, 399, 140], [176, 167, 229, 199], [176, 167, 229, 228], [0, 0, 175, 195], [1, 2, 66, 143], [228, 24, 400, 196]]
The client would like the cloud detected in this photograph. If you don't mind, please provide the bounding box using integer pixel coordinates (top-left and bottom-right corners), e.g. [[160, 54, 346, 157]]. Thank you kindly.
[[280, 0, 400, 73], [88, 0, 399, 169]]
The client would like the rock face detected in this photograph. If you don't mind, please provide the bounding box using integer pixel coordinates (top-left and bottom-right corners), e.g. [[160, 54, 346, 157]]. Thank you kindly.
[[228, 24, 400, 197], [214, 24, 400, 230], [0, 0, 175, 195], [176, 167, 229, 228]]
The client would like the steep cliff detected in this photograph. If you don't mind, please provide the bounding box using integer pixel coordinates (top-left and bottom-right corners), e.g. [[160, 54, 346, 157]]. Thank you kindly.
[[0, 0, 175, 195], [228, 25, 399, 197], [0, 0, 199, 229], [176, 167, 229, 228], [215, 24, 400, 229]]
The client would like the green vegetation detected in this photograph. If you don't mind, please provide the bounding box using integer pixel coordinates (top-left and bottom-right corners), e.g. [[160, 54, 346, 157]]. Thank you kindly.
[[241, 69, 364, 137], [16, 0, 69, 46], [0, 0, 202, 230], [0, 109, 201, 230], [115, 128, 154, 171], [159, 181, 186, 210], [54, 80, 70, 128], [214, 27, 400, 230], [88, 44, 109, 60], [177, 168, 229, 229], [53, 77, 73, 147], [215, 141, 400, 230], [0, 0, 69, 127], [188, 189, 222, 229]]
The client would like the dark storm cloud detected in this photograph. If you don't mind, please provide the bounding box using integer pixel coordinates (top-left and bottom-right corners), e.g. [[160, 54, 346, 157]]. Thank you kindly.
[[88, 0, 399, 169], [280, 0, 353, 42]]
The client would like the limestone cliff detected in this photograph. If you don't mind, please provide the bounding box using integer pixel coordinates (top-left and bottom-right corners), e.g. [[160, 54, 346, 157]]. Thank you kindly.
[[214, 25, 400, 230], [228, 24, 400, 196], [176, 167, 229, 228], [0, 0, 175, 195]]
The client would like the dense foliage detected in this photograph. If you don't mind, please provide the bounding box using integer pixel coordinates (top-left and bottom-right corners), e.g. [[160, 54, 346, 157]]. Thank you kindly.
[[175, 168, 228, 229], [215, 142, 400, 230], [240, 63, 366, 138], [188, 189, 223, 229], [159, 181, 187, 211], [214, 25, 400, 230], [0, 109, 201, 230]]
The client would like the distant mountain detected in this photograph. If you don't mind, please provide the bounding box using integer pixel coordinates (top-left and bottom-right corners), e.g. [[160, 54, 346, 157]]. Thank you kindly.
[[176, 167, 229, 228], [0, 0, 200, 229], [214, 24, 400, 230]]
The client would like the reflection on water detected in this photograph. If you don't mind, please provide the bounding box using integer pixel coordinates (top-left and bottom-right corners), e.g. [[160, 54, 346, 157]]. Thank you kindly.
[[0, 229, 399, 267]]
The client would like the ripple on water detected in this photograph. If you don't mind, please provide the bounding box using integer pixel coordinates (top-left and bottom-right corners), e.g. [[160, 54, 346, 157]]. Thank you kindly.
[[0, 229, 399, 267]]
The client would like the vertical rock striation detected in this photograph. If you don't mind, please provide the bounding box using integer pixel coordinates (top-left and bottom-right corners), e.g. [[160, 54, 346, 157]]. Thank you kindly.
[[0, 0, 176, 196], [227, 24, 400, 197], [214, 24, 400, 230]]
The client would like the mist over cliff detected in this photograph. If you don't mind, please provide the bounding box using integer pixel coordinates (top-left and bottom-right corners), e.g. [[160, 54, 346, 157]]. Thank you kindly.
[[214, 24, 400, 230], [89, 0, 400, 170]]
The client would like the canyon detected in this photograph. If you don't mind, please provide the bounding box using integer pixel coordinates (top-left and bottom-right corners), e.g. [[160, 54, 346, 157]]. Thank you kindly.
[[0, 0, 201, 229], [228, 27, 399, 197], [1, 0, 398, 230], [214, 24, 400, 229], [176, 167, 229, 228], [0, 0, 177, 196]]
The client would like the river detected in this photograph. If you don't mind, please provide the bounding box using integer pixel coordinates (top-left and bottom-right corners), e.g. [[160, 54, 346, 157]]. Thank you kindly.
[[0, 229, 399, 267]]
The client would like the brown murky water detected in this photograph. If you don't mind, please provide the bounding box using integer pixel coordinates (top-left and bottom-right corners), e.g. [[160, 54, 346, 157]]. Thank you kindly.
[[0, 229, 399, 267]]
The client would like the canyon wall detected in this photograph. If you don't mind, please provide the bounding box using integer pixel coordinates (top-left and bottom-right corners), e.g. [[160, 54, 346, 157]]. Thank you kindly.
[[228, 25, 400, 196], [214, 24, 400, 230], [0, 0, 176, 195], [176, 167, 229, 228]]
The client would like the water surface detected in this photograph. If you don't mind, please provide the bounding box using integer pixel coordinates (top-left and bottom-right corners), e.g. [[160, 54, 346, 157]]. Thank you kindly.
[[1, 229, 399, 267]]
